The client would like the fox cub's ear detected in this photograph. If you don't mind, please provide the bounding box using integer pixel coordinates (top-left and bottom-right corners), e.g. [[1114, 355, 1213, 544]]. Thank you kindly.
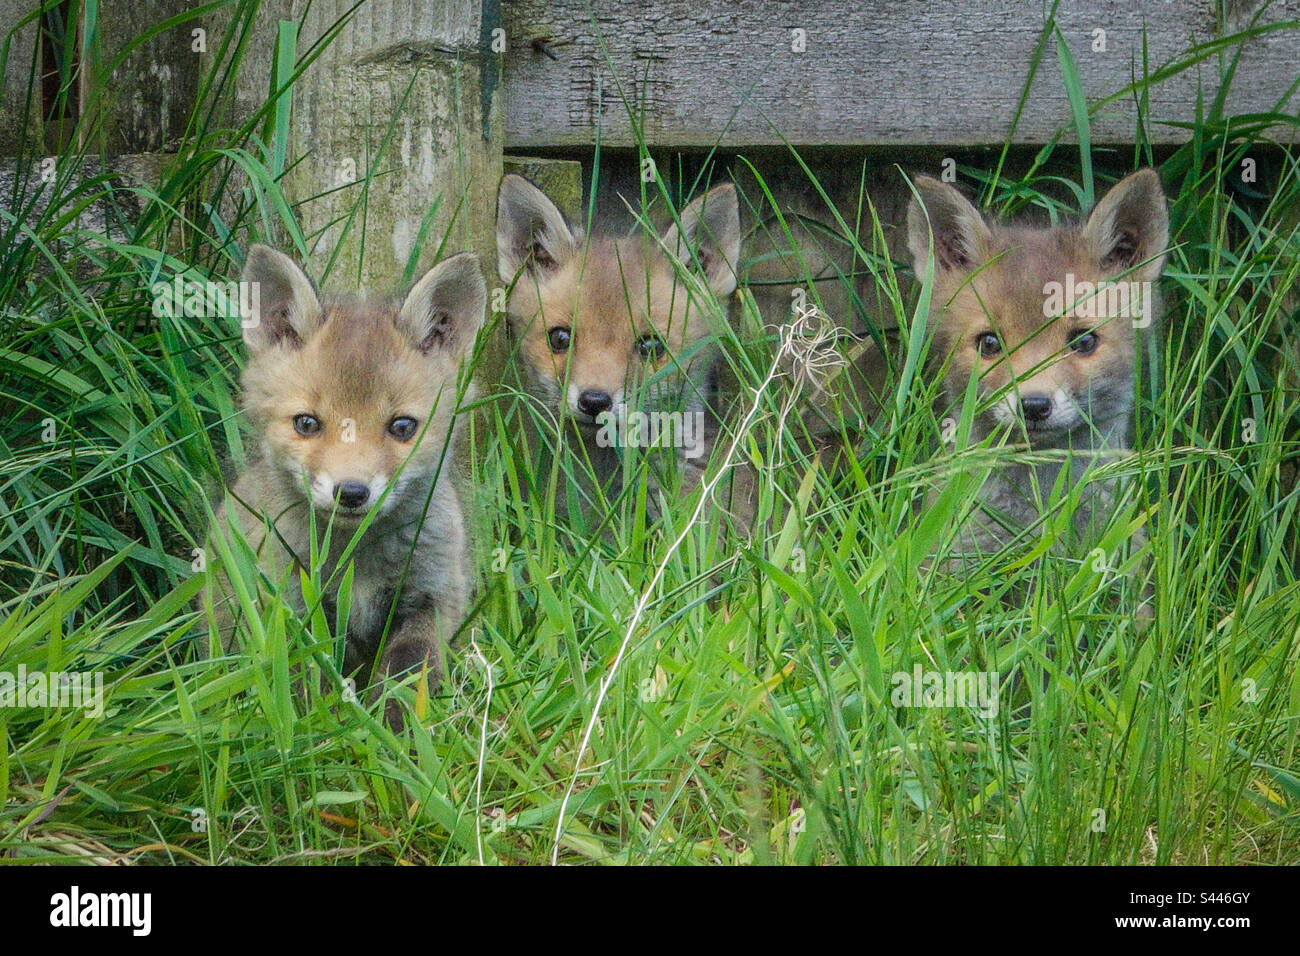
[[907, 176, 992, 277], [240, 245, 322, 351], [496, 174, 578, 281], [1082, 169, 1169, 283], [663, 183, 741, 297], [397, 252, 487, 357]]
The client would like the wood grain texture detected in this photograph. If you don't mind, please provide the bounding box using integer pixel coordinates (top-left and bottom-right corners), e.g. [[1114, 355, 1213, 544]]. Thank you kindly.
[[93, 1, 198, 153], [201, 0, 504, 292], [501, 0, 1300, 147], [0, 1, 41, 155], [503, 155, 584, 222], [0, 153, 166, 243]]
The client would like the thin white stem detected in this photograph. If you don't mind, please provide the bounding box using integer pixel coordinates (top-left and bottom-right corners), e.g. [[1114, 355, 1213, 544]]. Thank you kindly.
[[471, 637, 494, 867], [550, 356, 785, 865]]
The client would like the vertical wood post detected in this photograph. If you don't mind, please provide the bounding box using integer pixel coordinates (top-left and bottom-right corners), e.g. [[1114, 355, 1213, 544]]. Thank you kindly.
[[286, 0, 504, 295]]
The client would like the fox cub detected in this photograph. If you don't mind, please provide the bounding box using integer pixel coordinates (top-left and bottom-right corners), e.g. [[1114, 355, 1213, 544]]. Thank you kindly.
[[204, 245, 486, 723], [907, 169, 1168, 578], [496, 174, 741, 518]]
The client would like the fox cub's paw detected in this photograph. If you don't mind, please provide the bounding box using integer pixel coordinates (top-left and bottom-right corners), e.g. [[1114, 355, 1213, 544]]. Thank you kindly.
[[378, 636, 444, 731]]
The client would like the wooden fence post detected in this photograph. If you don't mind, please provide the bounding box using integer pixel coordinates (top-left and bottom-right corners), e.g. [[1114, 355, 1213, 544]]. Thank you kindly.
[[0, 1, 43, 154], [280, 0, 504, 296]]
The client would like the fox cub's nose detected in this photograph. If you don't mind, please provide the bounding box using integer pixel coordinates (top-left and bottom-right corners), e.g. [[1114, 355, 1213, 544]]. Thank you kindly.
[[1020, 395, 1053, 423], [335, 481, 370, 509], [577, 389, 613, 417]]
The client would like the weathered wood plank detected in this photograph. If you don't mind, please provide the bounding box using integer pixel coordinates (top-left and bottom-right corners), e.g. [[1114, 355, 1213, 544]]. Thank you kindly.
[[0, 1, 45, 154], [91, 1, 198, 152], [2, 2, 203, 155], [501, 0, 1300, 147], [503, 155, 584, 223], [0, 153, 167, 241], [203, 0, 504, 293]]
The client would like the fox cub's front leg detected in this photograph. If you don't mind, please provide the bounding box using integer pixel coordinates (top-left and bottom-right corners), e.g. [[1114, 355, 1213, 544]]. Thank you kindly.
[[376, 605, 458, 730]]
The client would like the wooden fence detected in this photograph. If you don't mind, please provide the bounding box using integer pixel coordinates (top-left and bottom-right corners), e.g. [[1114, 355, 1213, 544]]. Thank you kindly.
[[3, 0, 1297, 295]]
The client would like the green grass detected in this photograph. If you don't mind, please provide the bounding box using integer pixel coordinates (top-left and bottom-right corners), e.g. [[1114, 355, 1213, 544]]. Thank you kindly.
[[0, 1, 1297, 865]]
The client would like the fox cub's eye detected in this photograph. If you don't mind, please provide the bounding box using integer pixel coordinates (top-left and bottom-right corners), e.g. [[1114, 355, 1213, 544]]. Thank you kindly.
[[387, 417, 419, 441], [635, 333, 667, 361], [975, 332, 1002, 358], [1069, 329, 1100, 355], [293, 414, 322, 436], [547, 326, 571, 352]]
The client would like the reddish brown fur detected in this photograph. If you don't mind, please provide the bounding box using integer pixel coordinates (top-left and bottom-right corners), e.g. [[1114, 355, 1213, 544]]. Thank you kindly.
[[933, 225, 1141, 441], [496, 175, 742, 522], [243, 300, 464, 496], [908, 171, 1168, 609], [509, 237, 712, 408], [912, 171, 1168, 446]]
